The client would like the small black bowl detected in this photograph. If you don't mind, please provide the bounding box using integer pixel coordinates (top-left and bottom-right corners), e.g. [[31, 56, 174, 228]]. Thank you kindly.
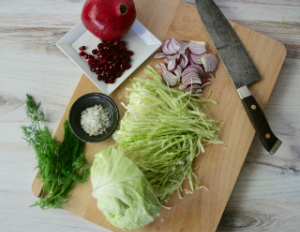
[[69, 93, 119, 143]]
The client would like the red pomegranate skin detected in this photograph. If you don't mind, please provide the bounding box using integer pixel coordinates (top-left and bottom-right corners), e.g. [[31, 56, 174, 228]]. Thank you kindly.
[[81, 0, 136, 41]]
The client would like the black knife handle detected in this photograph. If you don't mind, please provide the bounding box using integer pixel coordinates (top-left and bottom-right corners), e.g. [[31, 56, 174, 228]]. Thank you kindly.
[[240, 93, 282, 154]]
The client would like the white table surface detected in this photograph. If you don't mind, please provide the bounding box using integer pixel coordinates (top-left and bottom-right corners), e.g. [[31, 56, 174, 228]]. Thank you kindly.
[[1, 0, 300, 231]]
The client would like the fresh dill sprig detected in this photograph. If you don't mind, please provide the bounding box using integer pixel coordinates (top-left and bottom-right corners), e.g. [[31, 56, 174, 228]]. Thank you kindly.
[[22, 94, 90, 210]]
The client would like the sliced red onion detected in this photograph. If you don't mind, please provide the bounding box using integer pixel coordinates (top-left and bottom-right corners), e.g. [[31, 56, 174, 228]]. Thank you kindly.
[[173, 65, 182, 80], [195, 88, 203, 94], [184, 84, 201, 93], [202, 53, 218, 72], [200, 80, 212, 88], [159, 63, 167, 70], [182, 65, 203, 86], [159, 63, 179, 86], [166, 53, 180, 60], [182, 74, 201, 86], [162, 41, 174, 54], [179, 40, 189, 54], [189, 58, 196, 66], [154, 52, 166, 59], [168, 38, 181, 53], [179, 54, 189, 69], [203, 72, 216, 78], [167, 59, 177, 72], [190, 53, 204, 65], [183, 65, 204, 76], [189, 40, 206, 55]]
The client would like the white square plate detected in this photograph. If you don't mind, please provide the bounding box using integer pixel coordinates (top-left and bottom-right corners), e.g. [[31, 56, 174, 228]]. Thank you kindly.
[[56, 19, 162, 95]]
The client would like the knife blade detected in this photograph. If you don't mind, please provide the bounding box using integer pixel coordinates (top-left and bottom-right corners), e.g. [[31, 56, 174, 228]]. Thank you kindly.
[[195, 0, 282, 154]]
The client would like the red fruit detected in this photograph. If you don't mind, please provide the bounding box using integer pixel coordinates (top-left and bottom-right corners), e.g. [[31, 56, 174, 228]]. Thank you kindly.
[[125, 64, 131, 69], [81, 0, 136, 41], [79, 51, 86, 56], [127, 50, 134, 56], [83, 54, 89, 59], [120, 63, 126, 69], [92, 49, 98, 54], [97, 75, 103, 80], [109, 79, 115, 83], [79, 46, 86, 51], [116, 71, 122, 77]]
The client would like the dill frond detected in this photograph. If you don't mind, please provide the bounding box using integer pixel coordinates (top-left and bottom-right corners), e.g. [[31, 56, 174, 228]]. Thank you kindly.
[[22, 94, 90, 210]]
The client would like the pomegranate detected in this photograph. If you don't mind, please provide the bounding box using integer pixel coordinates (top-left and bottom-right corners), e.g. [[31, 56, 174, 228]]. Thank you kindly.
[[81, 0, 136, 41]]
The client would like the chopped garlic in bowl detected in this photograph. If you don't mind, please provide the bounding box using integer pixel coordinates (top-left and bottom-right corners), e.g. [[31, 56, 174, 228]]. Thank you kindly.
[[69, 93, 119, 143], [80, 105, 110, 136]]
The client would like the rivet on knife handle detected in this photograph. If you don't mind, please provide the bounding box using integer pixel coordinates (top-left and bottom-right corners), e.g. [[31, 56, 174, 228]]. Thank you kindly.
[[237, 86, 282, 154]]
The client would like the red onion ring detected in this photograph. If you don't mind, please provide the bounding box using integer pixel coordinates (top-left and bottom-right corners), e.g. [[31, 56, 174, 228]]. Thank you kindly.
[[189, 40, 206, 55], [190, 53, 204, 65], [167, 59, 177, 72], [179, 40, 189, 54], [154, 52, 166, 59], [179, 54, 189, 69], [202, 53, 218, 72]]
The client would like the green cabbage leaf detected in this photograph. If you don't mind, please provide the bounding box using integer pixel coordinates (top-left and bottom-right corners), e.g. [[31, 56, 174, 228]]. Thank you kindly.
[[91, 147, 161, 230]]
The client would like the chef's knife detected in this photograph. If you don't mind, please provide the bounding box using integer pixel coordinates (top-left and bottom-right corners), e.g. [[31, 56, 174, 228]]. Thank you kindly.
[[195, 0, 282, 154]]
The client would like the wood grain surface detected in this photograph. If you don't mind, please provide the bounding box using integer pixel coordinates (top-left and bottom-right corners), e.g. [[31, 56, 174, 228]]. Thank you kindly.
[[1, 0, 300, 232]]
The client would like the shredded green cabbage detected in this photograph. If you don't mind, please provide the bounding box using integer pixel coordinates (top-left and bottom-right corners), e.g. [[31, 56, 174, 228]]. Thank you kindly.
[[113, 65, 222, 202]]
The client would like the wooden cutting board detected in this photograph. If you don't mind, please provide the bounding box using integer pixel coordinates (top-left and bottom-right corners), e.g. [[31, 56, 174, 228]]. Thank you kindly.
[[32, 0, 286, 231]]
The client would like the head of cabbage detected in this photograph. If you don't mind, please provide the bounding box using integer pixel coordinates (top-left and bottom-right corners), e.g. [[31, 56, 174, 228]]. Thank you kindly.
[[91, 147, 161, 230]]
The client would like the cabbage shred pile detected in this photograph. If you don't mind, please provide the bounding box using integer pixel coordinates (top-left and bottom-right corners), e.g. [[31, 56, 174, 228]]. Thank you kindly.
[[113, 66, 221, 202]]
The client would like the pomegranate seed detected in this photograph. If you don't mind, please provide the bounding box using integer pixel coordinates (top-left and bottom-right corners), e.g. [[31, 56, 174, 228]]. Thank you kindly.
[[106, 70, 111, 75], [79, 51, 86, 56], [104, 78, 109, 83], [99, 53, 104, 58], [104, 64, 108, 70], [92, 49, 98, 54], [100, 66, 105, 71], [116, 71, 122, 77], [125, 64, 131, 69], [79, 46, 86, 51], [127, 51, 134, 56], [97, 75, 103, 80], [106, 52, 111, 57], [121, 42, 127, 46], [95, 66, 100, 71], [112, 61, 119, 67], [109, 79, 115, 83], [90, 66, 95, 72], [83, 54, 89, 59], [109, 65, 113, 70], [113, 55, 118, 60], [98, 43, 104, 48], [107, 60, 112, 64], [88, 55, 95, 60], [103, 57, 108, 63], [96, 70, 101, 75], [120, 63, 126, 69]]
